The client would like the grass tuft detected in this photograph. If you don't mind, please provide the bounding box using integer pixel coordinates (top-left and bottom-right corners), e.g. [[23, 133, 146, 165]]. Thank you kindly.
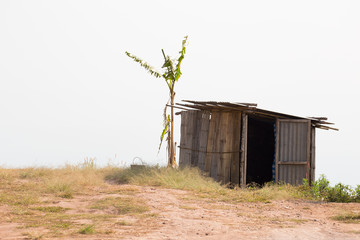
[[78, 224, 95, 234], [31, 206, 67, 213], [46, 181, 73, 198], [116, 220, 131, 226], [332, 212, 360, 223], [19, 168, 48, 179]]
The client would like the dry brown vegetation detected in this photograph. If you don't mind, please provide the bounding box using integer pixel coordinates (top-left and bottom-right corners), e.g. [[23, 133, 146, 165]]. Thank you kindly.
[[0, 165, 359, 239]]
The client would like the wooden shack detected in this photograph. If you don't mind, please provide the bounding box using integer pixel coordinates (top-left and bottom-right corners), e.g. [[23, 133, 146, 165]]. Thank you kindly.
[[177, 100, 337, 186]]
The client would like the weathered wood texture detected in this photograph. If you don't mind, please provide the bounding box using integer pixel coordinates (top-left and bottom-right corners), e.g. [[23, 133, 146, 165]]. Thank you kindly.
[[179, 105, 323, 187], [179, 110, 242, 184], [230, 112, 242, 185], [205, 112, 241, 184], [179, 110, 210, 169], [198, 112, 211, 171], [179, 110, 192, 166], [190, 111, 200, 167], [240, 113, 248, 187], [217, 112, 230, 183], [208, 112, 221, 179], [204, 112, 217, 174]]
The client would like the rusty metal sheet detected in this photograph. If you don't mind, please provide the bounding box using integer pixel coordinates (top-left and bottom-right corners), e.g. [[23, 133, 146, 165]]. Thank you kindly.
[[276, 119, 311, 185]]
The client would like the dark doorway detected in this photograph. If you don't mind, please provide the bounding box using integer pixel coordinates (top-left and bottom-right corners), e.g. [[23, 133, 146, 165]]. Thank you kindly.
[[246, 116, 275, 185]]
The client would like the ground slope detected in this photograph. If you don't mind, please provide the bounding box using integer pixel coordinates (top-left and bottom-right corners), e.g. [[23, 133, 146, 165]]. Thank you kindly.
[[1, 184, 359, 239]]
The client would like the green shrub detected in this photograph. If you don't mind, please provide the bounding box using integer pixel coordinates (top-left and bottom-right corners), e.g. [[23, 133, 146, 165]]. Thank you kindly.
[[304, 175, 359, 203], [311, 174, 330, 199], [327, 183, 354, 203], [354, 185, 360, 202]]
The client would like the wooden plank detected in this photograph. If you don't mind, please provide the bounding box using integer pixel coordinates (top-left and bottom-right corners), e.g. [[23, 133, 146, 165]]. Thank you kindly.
[[183, 111, 195, 166], [217, 113, 225, 183], [205, 112, 216, 174], [240, 113, 248, 187], [210, 112, 221, 180], [230, 112, 241, 185], [224, 111, 239, 185], [179, 112, 187, 166], [190, 111, 200, 166], [224, 112, 233, 184], [218, 112, 230, 184], [198, 112, 210, 171]]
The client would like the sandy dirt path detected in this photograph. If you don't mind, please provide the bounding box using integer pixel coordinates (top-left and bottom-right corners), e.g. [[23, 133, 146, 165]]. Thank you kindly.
[[0, 185, 359, 239], [131, 186, 360, 240]]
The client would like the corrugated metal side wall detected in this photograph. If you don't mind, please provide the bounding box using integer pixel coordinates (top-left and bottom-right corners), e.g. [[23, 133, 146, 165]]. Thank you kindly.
[[276, 119, 311, 185]]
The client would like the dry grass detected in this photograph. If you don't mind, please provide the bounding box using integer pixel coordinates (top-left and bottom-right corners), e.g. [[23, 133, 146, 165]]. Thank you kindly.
[[0, 164, 340, 239], [179, 205, 197, 210], [332, 212, 360, 223], [0, 164, 149, 238], [106, 166, 308, 203]]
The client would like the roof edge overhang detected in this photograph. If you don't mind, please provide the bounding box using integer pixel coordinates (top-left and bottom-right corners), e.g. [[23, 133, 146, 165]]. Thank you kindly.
[[172, 100, 338, 131]]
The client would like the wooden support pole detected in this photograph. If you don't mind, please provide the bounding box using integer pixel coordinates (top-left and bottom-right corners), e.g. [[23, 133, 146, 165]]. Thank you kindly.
[[240, 113, 248, 188]]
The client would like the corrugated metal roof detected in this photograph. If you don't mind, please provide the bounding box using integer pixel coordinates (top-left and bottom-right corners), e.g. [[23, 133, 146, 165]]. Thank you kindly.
[[174, 100, 337, 131]]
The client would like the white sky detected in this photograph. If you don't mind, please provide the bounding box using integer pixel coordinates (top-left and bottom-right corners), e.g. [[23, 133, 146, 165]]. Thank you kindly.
[[0, 1, 359, 186]]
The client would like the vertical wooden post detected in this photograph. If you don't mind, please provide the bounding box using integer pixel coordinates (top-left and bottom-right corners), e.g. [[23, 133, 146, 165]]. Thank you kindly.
[[230, 112, 241, 186], [240, 113, 248, 187], [205, 112, 216, 174]]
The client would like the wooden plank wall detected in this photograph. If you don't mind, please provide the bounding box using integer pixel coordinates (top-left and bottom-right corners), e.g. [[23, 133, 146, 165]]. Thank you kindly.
[[179, 110, 192, 166], [190, 111, 200, 167], [204, 112, 217, 173], [206, 111, 221, 180], [205, 112, 241, 184], [217, 112, 230, 183], [198, 112, 210, 171], [179, 110, 210, 169], [180, 110, 242, 185]]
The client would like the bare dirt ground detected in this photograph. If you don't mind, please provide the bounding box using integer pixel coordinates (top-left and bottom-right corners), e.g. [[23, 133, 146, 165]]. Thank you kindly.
[[1, 184, 359, 240]]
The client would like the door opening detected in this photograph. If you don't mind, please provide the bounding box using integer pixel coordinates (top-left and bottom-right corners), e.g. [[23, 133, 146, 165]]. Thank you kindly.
[[246, 116, 275, 185]]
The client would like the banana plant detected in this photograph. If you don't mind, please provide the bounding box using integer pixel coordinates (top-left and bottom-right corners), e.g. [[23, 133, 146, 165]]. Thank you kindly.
[[125, 36, 188, 168]]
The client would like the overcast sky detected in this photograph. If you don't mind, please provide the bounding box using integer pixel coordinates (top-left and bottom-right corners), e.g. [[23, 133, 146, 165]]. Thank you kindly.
[[0, 1, 359, 186]]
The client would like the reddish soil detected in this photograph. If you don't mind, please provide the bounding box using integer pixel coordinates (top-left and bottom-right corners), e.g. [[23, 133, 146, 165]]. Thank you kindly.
[[133, 187, 360, 240], [0, 185, 359, 239]]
